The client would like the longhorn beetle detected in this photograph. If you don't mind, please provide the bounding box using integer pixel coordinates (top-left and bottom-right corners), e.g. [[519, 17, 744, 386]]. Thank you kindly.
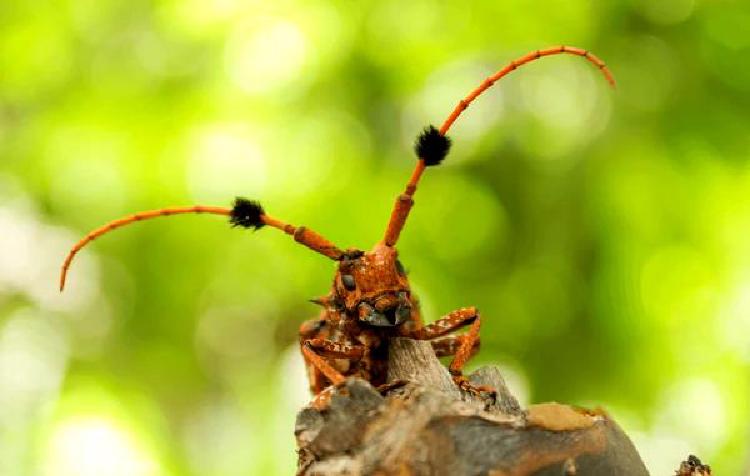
[[60, 46, 615, 403]]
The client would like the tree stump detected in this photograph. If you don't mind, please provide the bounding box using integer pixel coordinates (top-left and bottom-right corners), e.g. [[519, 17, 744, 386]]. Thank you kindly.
[[295, 338, 652, 475]]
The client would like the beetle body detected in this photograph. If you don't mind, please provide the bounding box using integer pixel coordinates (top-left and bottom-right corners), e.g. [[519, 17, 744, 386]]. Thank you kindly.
[[300, 244, 422, 391]]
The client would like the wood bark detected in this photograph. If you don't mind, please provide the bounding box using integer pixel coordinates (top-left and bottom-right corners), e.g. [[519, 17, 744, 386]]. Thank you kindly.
[[294, 337, 661, 475]]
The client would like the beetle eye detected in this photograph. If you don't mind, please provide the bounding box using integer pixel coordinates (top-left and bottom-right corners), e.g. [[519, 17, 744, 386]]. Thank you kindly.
[[342, 274, 356, 291]]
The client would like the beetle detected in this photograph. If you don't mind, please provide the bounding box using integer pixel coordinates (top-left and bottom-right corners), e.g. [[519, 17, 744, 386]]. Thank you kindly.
[[60, 46, 615, 404]]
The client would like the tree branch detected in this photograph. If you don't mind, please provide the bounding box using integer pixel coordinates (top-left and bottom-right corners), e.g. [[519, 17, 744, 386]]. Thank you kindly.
[[295, 338, 653, 475]]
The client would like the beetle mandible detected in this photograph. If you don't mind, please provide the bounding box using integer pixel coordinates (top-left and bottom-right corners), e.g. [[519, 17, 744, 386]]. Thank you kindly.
[[60, 46, 615, 403]]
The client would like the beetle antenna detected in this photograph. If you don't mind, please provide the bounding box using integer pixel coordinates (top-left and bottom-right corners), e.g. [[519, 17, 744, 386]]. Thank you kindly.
[[59, 197, 343, 291], [383, 45, 615, 246]]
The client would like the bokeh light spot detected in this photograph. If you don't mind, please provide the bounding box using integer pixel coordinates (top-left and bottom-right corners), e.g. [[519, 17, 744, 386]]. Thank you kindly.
[[43, 416, 159, 476], [718, 279, 750, 362], [225, 19, 308, 94], [656, 378, 727, 454], [0, 309, 68, 419], [405, 57, 506, 160], [187, 123, 267, 202], [412, 173, 507, 262], [517, 60, 610, 163], [182, 399, 259, 475]]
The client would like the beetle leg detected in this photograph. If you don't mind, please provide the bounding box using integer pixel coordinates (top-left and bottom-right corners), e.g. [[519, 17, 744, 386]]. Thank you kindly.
[[408, 306, 478, 340], [299, 318, 329, 395], [445, 315, 497, 400], [446, 312, 481, 378], [301, 339, 364, 388], [309, 385, 336, 410], [306, 339, 365, 360], [408, 307, 493, 397], [430, 335, 480, 359], [406, 307, 480, 375], [303, 340, 367, 409]]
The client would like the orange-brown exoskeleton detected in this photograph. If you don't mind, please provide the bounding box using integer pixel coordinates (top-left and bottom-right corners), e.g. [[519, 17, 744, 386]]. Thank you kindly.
[[60, 46, 615, 404]]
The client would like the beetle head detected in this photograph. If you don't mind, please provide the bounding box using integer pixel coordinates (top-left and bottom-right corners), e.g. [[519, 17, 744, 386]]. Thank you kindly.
[[333, 243, 411, 327]]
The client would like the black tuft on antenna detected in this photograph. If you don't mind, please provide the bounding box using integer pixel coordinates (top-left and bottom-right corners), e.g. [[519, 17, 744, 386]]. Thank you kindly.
[[415, 125, 451, 166], [230, 198, 265, 230]]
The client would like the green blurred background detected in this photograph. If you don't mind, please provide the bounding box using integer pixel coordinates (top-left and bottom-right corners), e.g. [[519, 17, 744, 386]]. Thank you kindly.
[[1, 0, 749, 474]]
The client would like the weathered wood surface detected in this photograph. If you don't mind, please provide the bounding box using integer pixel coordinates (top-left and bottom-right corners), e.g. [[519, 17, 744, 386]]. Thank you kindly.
[[295, 338, 652, 475]]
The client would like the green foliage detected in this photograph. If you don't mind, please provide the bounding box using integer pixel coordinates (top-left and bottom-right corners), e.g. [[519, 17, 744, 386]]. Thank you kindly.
[[1, 0, 749, 474]]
